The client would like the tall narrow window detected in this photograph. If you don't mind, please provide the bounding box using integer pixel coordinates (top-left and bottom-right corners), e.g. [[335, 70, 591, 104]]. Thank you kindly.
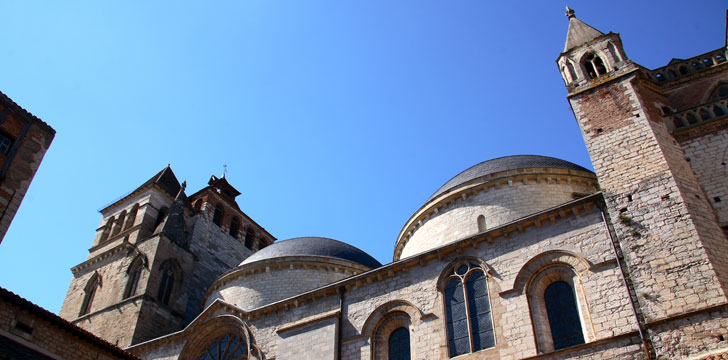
[[229, 217, 240, 238], [443, 261, 494, 357], [388, 327, 411, 360], [79, 275, 100, 316], [245, 228, 255, 250], [99, 216, 114, 243], [212, 204, 224, 226], [544, 281, 584, 350], [123, 204, 139, 231], [112, 210, 126, 236], [157, 261, 178, 306], [124, 259, 144, 299], [154, 207, 168, 231], [477, 215, 486, 232]]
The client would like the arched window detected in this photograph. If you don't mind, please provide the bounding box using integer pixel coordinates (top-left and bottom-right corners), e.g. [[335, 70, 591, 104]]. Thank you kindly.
[[709, 83, 728, 101], [193, 199, 202, 212], [157, 260, 179, 306], [99, 216, 114, 243], [212, 204, 224, 226], [443, 260, 494, 357], [525, 263, 589, 353], [198, 334, 249, 360], [153, 207, 168, 231], [112, 210, 126, 236], [477, 215, 486, 233], [79, 274, 100, 316], [124, 257, 145, 299], [582, 53, 607, 80], [229, 217, 240, 238], [544, 281, 585, 350], [123, 204, 139, 231], [244, 228, 255, 250], [388, 327, 411, 360]]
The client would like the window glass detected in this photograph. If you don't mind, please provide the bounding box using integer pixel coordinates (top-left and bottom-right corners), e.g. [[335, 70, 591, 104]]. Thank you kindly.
[[544, 281, 585, 350], [388, 327, 410, 360]]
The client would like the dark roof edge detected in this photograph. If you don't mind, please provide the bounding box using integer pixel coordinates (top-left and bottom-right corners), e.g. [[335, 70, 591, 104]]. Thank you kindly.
[[0, 90, 55, 135], [0, 287, 140, 360]]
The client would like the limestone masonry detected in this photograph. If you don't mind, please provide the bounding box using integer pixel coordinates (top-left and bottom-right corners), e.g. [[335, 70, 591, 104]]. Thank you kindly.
[[3, 8, 728, 360]]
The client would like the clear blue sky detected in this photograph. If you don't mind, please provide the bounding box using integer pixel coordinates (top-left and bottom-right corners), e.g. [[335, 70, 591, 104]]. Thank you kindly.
[[0, 1, 725, 313]]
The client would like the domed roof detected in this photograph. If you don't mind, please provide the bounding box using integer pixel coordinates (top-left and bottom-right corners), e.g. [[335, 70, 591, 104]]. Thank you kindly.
[[240, 237, 382, 269], [429, 155, 592, 201]]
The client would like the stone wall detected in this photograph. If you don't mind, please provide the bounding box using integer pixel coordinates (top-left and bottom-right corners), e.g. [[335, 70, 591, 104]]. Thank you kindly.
[[1, 288, 133, 360], [681, 128, 728, 226], [0, 94, 55, 244]]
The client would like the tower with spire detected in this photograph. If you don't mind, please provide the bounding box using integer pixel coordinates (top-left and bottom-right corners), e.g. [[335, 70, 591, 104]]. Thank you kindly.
[[560, 8, 728, 359], [58, 166, 276, 348]]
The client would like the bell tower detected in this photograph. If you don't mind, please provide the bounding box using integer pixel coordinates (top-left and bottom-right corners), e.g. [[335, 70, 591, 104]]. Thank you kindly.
[[59, 166, 276, 348], [561, 8, 728, 358]]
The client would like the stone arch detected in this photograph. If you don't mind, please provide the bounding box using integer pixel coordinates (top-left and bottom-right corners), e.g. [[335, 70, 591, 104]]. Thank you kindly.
[[510, 250, 591, 295], [435, 256, 493, 288], [705, 81, 728, 103], [437, 257, 496, 357], [526, 264, 593, 353], [179, 315, 263, 360], [123, 254, 148, 299], [79, 272, 101, 316], [156, 258, 182, 306], [123, 203, 139, 230], [579, 50, 609, 80], [361, 300, 424, 341]]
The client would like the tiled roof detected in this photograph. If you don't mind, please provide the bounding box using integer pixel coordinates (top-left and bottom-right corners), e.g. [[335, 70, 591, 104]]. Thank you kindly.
[[241, 236, 382, 269], [0, 286, 139, 359], [428, 155, 593, 201]]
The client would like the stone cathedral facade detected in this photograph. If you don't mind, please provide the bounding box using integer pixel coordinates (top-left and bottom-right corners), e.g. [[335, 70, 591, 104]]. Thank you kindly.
[[28, 9, 728, 360]]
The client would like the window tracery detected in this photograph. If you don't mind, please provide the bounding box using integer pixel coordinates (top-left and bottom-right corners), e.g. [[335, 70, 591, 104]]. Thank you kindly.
[[157, 260, 180, 306], [79, 273, 100, 316], [442, 260, 494, 357]]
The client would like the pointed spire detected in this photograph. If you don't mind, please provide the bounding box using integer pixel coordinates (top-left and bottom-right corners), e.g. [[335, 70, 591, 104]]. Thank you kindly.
[[563, 8, 605, 52]]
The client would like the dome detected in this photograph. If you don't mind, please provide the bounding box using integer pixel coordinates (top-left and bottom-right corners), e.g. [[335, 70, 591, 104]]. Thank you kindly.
[[429, 155, 592, 201], [241, 236, 382, 269], [395, 155, 597, 260]]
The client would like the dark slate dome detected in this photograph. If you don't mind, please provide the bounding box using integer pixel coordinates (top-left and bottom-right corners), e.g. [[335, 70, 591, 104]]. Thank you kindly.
[[240, 237, 382, 269], [429, 155, 593, 201]]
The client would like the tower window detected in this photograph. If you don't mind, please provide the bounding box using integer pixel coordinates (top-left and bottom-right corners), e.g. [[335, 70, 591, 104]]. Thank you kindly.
[[229, 217, 240, 238], [0, 133, 12, 154], [245, 228, 255, 250], [79, 274, 100, 316], [443, 260, 494, 357], [124, 259, 144, 299], [582, 53, 607, 79], [212, 204, 224, 226], [157, 261, 179, 306]]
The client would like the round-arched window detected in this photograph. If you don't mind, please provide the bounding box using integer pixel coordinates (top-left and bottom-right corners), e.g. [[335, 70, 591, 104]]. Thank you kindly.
[[198, 334, 248, 360]]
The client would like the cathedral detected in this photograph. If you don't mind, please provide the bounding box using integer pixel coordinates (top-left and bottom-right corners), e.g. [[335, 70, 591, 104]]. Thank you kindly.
[[3, 8, 728, 360]]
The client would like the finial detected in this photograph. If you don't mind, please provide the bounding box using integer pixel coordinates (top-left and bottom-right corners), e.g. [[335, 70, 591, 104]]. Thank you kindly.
[[566, 6, 575, 19], [222, 164, 228, 178], [181, 181, 187, 191]]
